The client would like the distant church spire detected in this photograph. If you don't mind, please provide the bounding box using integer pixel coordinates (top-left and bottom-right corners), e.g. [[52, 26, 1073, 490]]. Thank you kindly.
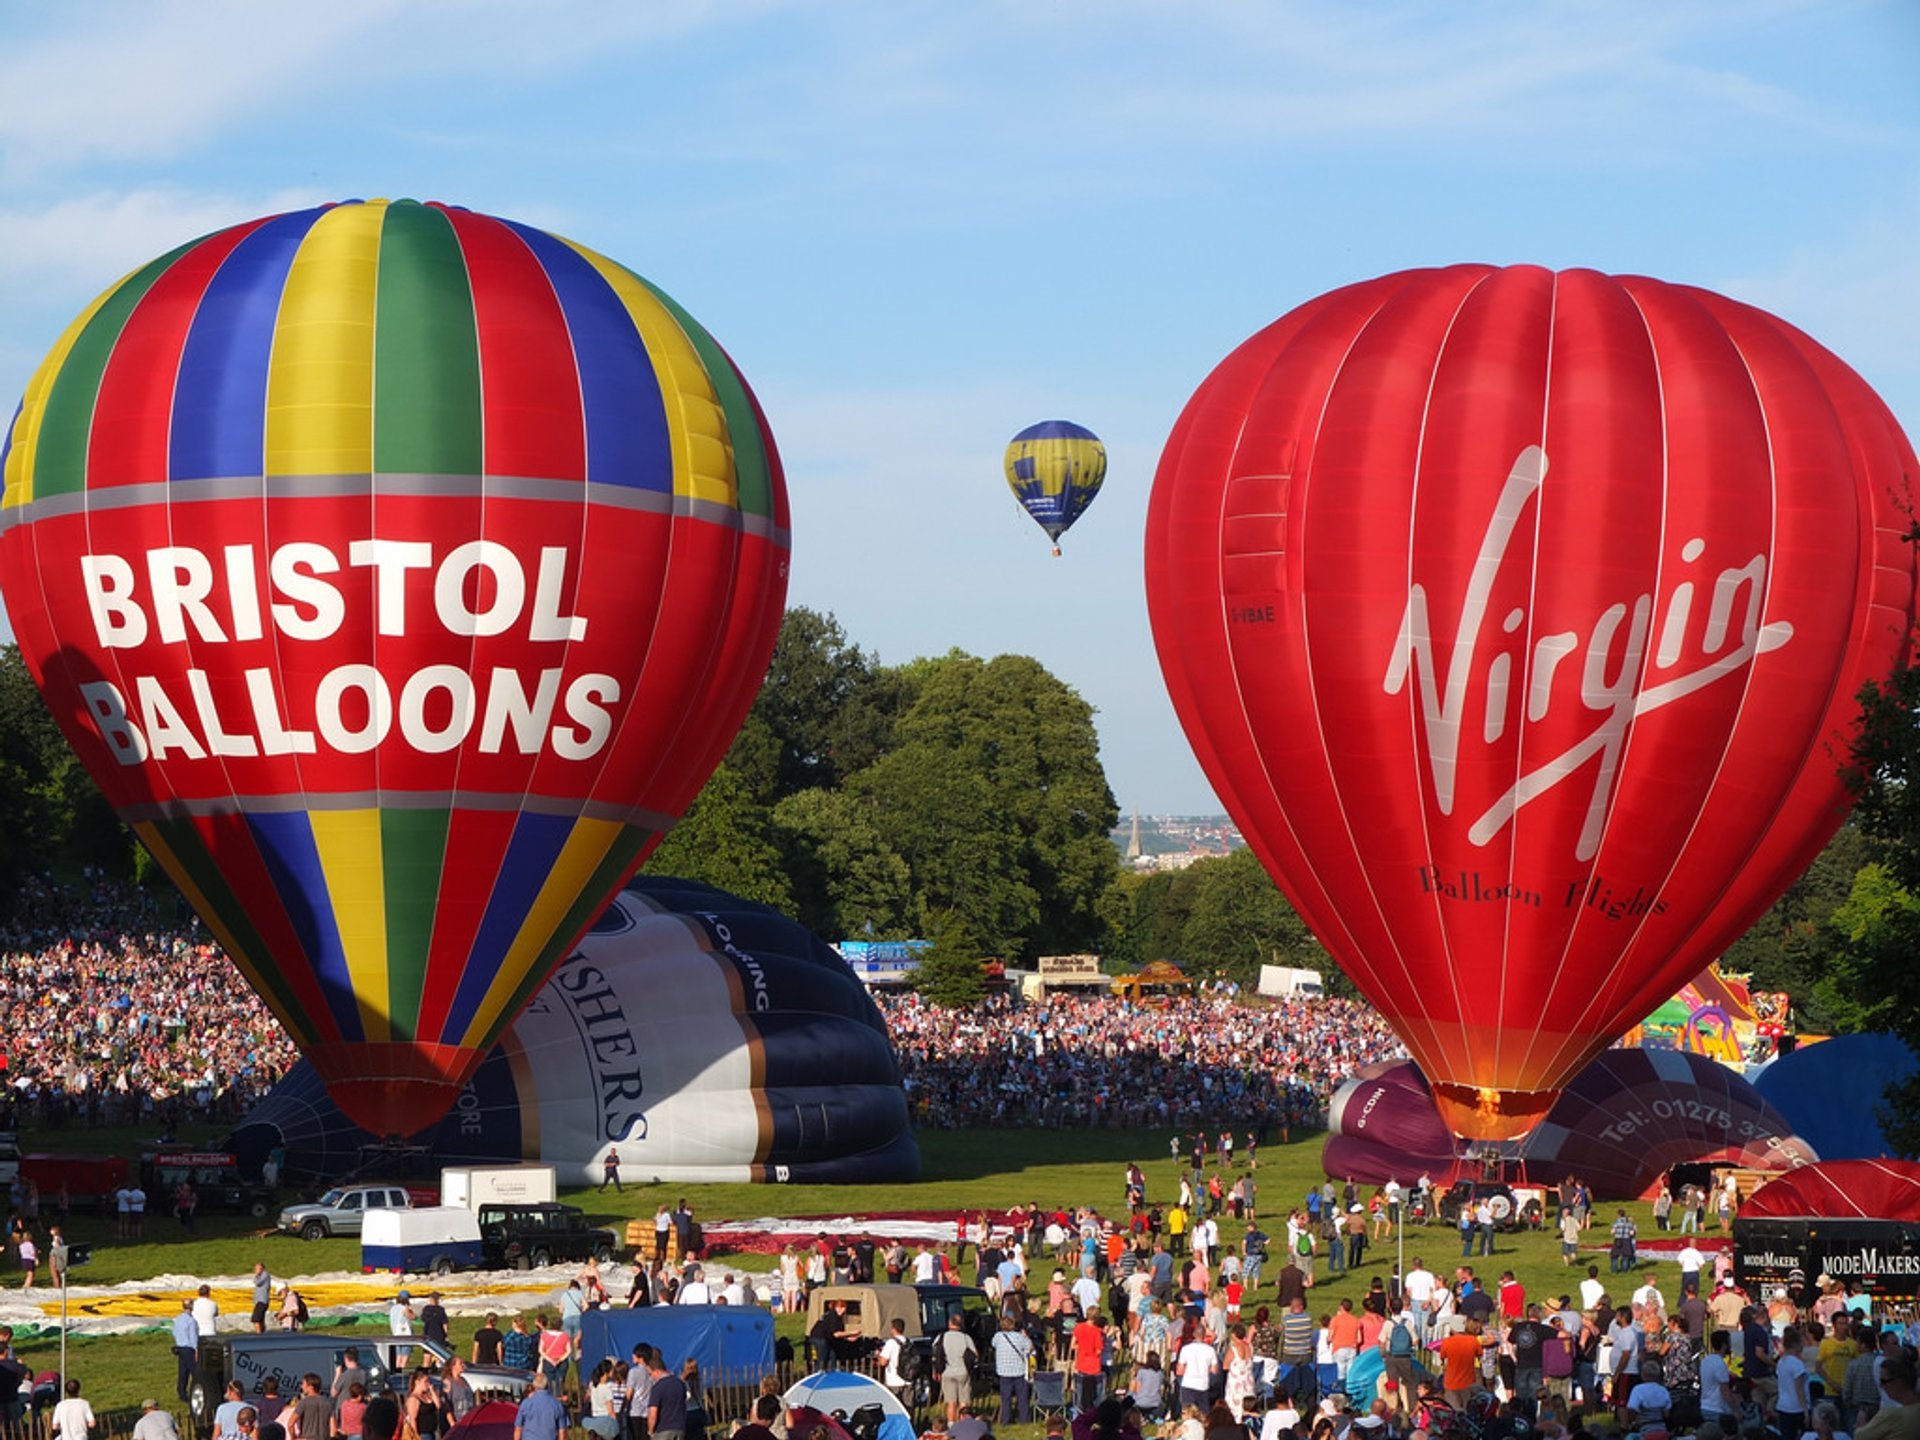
[[1126, 808, 1142, 860]]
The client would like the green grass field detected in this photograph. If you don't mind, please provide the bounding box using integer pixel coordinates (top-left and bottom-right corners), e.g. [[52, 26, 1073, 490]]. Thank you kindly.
[[10, 1125, 1683, 1429]]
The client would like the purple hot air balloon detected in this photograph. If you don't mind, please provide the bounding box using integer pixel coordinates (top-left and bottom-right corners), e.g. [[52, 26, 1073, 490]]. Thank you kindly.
[[1324, 1049, 1816, 1200]]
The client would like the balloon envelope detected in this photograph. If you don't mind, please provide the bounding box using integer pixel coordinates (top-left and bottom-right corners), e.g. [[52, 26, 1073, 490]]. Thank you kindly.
[[0, 200, 790, 1137], [1750, 1033, 1919, 1161], [1323, 1049, 1815, 1199], [230, 877, 920, 1185], [1146, 264, 1918, 1139], [1004, 420, 1106, 551]]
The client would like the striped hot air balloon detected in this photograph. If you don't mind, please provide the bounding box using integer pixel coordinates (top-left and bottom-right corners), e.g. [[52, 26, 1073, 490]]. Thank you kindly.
[[1004, 420, 1106, 555], [0, 198, 790, 1138], [231, 877, 921, 1186]]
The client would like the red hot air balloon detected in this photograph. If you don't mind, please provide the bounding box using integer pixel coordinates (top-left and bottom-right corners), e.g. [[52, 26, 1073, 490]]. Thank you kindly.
[[0, 199, 789, 1138], [1146, 265, 1917, 1142]]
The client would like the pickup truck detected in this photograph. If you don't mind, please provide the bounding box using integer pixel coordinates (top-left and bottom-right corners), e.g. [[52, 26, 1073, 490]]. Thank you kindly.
[[477, 1202, 617, 1269], [278, 1183, 414, 1240]]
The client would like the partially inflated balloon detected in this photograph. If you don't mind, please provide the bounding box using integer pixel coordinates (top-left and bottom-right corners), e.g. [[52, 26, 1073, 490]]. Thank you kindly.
[[231, 877, 919, 1184], [1004, 420, 1105, 555], [1323, 1051, 1815, 1199], [1147, 265, 1917, 1140], [0, 199, 789, 1138]]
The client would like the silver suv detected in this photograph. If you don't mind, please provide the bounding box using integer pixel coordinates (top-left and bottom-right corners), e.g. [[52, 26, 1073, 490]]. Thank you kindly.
[[276, 1184, 412, 1240]]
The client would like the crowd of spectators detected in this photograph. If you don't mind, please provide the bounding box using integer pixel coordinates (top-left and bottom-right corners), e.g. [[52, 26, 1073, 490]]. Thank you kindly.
[[0, 874, 298, 1128], [879, 991, 1406, 1131], [0, 874, 1403, 1135]]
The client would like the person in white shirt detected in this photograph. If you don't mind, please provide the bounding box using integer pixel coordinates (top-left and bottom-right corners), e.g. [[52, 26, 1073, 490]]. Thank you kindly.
[[1579, 1265, 1608, 1313], [1403, 1260, 1438, 1341], [678, 1268, 712, 1305], [52, 1379, 97, 1440], [912, 1245, 938, 1284], [879, 1318, 910, 1402], [1699, 1331, 1738, 1428], [1177, 1335, 1220, 1411], [1260, 1399, 1301, 1440], [1633, 1275, 1667, 1322], [1072, 1273, 1101, 1316], [389, 1290, 415, 1335], [720, 1274, 748, 1307], [192, 1284, 219, 1338], [1776, 1325, 1812, 1427]]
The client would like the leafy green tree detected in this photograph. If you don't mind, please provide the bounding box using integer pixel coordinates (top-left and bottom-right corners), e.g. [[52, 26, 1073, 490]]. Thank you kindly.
[[0, 645, 134, 907], [1835, 664, 1920, 1155], [848, 741, 1038, 955], [1720, 826, 1865, 1033], [1177, 847, 1332, 987], [725, 608, 910, 802], [771, 786, 915, 941], [880, 651, 1119, 959], [910, 909, 986, 1008], [641, 764, 793, 910]]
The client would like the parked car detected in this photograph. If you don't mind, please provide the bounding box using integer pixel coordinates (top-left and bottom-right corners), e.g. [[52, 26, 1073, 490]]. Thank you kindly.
[[187, 1333, 532, 1437], [142, 1151, 277, 1218], [476, 1202, 616, 1269], [278, 1183, 414, 1240], [803, 1283, 997, 1390], [1435, 1181, 1542, 1231]]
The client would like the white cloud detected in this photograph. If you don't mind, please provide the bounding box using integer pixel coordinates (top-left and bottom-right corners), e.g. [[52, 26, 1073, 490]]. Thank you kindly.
[[0, 0, 776, 180], [0, 187, 325, 292]]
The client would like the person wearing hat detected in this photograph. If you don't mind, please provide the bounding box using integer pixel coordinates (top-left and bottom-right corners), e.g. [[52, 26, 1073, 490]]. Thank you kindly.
[[389, 1290, 416, 1336], [135, 1398, 183, 1440]]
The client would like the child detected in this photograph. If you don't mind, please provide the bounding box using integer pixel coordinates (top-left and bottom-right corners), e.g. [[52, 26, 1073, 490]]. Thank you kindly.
[[1133, 1352, 1166, 1421]]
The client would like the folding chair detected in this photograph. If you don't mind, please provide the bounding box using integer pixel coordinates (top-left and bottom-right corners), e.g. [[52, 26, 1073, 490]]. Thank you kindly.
[[1033, 1370, 1070, 1422]]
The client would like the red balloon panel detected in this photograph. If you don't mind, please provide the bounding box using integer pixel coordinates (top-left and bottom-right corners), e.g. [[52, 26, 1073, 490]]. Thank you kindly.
[[1148, 265, 1917, 1138]]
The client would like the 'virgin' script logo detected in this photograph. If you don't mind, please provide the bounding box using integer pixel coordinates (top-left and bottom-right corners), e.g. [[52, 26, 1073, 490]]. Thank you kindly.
[[1383, 446, 1793, 861]]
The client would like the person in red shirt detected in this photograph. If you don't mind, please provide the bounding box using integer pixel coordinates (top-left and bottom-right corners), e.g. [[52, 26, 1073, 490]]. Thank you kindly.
[[1498, 1272, 1526, 1322], [1072, 1312, 1108, 1414]]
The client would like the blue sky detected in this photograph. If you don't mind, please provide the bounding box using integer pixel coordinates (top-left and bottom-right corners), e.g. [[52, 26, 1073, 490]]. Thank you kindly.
[[2, 0, 1915, 814]]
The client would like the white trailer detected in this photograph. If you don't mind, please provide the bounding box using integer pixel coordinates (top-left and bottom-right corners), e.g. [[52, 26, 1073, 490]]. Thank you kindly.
[[440, 1164, 559, 1210], [1257, 964, 1325, 998]]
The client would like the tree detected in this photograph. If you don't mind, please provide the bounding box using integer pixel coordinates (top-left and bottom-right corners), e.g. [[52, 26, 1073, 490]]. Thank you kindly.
[[1836, 664, 1920, 1155], [0, 645, 134, 909], [881, 651, 1120, 959], [640, 764, 793, 910], [724, 608, 910, 803], [1719, 826, 1865, 1033], [1176, 848, 1332, 988], [771, 786, 915, 941], [910, 910, 986, 1009]]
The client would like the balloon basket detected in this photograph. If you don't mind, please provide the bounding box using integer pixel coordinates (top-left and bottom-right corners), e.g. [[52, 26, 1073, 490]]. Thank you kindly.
[[1452, 1138, 1530, 1186]]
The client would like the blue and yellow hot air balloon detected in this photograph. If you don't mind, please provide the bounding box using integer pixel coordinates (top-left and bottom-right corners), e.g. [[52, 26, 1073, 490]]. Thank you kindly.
[[1004, 420, 1106, 555]]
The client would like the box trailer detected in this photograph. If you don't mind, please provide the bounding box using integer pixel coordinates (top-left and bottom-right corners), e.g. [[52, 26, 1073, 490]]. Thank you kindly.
[[440, 1164, 559, 1210], [362, 1205, 485, 1275]]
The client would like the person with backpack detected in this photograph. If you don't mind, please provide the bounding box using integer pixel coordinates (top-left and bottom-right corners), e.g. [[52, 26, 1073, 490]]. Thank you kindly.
[[880, 1318, 915, 1406], [1382, 1310, 1419, 1413], [937, 1313, 979, 1426]]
